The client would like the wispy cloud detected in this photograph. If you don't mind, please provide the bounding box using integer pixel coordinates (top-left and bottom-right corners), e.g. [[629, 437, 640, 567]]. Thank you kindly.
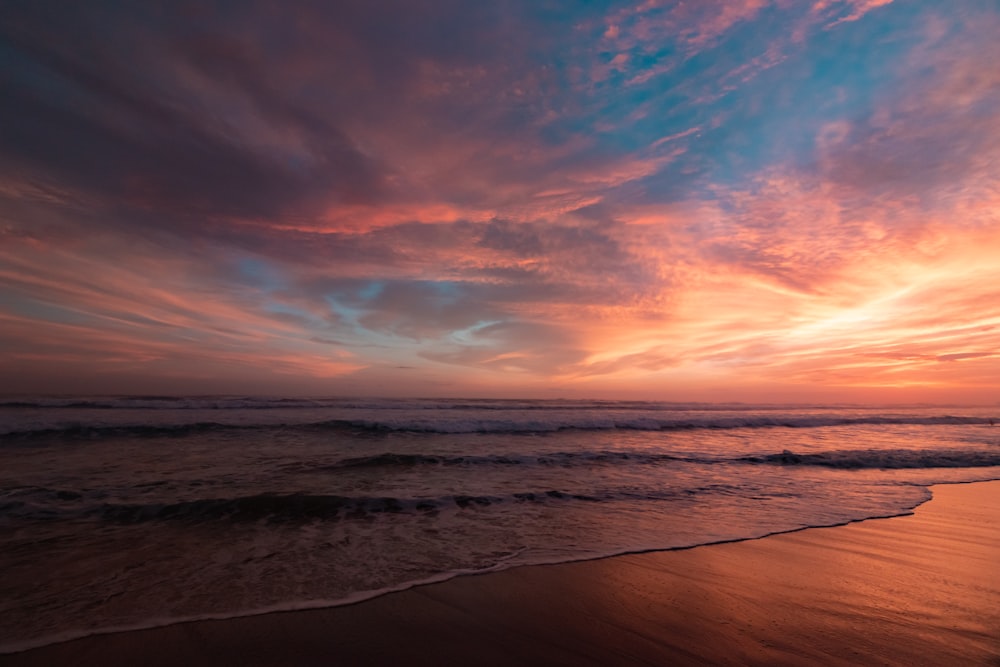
[[1, 0, 997, 401]]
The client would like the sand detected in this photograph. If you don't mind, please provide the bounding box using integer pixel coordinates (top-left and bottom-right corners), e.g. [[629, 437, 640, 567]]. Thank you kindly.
[[3, 480, 998, 666]]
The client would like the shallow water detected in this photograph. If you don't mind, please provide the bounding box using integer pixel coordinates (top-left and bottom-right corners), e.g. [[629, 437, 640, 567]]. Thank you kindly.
[[2, 397, 999, 652]]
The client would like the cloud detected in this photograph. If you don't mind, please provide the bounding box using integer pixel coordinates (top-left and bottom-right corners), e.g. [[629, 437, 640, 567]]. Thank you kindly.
[[1, 0, 998, 400], [816, 13, 1000, 206], [0, 7, 387, 221], [813, 0, 895, 28], [602, 0, 772, 55], [421, 320, 589, 375]]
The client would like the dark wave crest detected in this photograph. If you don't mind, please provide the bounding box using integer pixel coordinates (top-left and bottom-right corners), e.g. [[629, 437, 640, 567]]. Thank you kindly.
[[324, 450, 686, 470], [3, 413, 996, 439], [4, 485, 753, 524], [740, 448, 1000, 469], [321, 447, 1000, 471], [95, 490, 605, 524]]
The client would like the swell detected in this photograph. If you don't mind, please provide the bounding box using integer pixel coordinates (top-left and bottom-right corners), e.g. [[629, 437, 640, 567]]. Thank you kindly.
[[739, 447, 1000, 469], [323, 450, 686, 470], [2, 488, 657, 524], [6, 441, 1000, 525], [320, 446, 1000, 471], [2, 414, 996, 439]]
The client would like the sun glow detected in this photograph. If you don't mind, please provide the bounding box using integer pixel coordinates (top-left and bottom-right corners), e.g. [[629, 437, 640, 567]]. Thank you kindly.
[[2, 1, 999, 401]]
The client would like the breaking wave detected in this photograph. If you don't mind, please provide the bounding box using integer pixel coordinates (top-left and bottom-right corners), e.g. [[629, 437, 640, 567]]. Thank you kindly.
[[740, 448, 1000, 469], [326, 447, 1000, 471], [2, 413, 996, 439], [3, 487, 719, 524]]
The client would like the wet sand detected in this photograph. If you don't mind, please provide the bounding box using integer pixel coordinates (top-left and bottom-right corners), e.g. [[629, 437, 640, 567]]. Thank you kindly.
[[4, 480, 999, 666]]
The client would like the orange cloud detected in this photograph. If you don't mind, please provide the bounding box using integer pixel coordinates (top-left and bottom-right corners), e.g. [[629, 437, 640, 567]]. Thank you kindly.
[[2, 1, 998, 401]]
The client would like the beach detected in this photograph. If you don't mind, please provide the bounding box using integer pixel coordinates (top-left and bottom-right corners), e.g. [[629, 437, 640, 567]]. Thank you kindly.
[[4, 479, 997, 666], [5, 0, 1000, 662]]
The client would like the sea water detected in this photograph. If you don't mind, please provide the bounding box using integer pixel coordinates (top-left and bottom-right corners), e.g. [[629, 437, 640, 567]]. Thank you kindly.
[[2, 397, 999, 653]]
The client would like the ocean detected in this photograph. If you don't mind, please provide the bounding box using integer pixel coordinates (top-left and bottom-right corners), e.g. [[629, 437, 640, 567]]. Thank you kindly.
[[2, 397, 999, 653]]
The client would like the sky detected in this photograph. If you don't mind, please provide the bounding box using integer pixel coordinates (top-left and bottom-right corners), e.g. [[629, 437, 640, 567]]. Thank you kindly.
[[1, 0, 999, 403]]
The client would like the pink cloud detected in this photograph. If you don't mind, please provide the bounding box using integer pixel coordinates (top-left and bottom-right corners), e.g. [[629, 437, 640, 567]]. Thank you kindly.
[[2, 0, 998, 401], [604, 0, 773, 54], [813, 0, 895, 28]]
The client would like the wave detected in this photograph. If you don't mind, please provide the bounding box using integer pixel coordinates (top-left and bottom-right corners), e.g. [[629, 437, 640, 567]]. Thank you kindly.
[[5, 446, 998, 524], [326, 447, 1000, 471], [336, 414, 994, 433], [2, 413, 997, 439], [323, 450, 687, 470], [4, 478, 779, 524], [321, 447, 1000, 472], [2, 487, 666, 524], [740, 448, 1000, 469]]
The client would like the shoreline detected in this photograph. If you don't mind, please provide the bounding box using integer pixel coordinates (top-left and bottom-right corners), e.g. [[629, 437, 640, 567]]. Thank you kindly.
[[4, 480, 999, 665], [0, 489, 933, 656], [0, 490, 938, 656]]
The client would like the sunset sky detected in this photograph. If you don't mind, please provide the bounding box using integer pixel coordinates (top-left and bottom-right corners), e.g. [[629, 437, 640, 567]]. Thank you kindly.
[[2, 0, 999, 402]]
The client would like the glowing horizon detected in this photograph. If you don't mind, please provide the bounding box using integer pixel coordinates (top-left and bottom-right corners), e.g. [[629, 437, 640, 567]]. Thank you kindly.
[[2, 1, 999, 403]]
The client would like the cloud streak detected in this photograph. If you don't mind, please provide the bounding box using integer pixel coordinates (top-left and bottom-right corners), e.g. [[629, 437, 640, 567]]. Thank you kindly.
[[1, 0, 998, 401]]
